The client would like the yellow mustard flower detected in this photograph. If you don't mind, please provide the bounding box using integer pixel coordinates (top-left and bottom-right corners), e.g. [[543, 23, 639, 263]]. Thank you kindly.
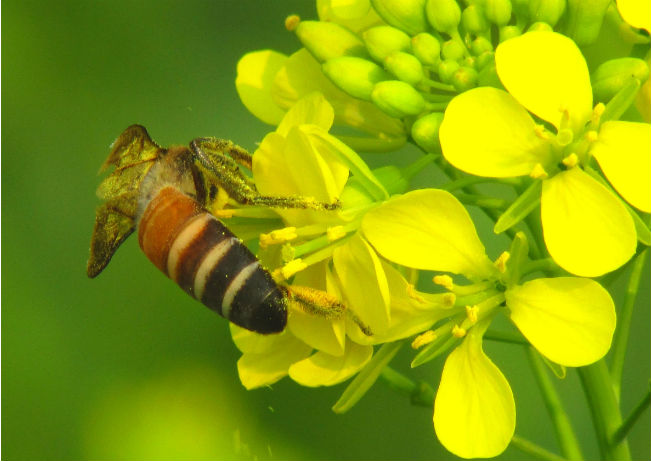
[[232, 93, 450, 389], [236, 47, 407, 152], [361, 188, 616, 458], [438, 30, 651, 277]]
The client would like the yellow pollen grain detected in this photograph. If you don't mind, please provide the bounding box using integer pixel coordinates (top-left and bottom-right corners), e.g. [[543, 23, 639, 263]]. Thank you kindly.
[[433, 275, 454, 290], [466, 305, 478, 324], [412, 330, 437, 349], [530, 163, 548, 179], [285, 14, 300, 31], [562, 153, 579, 168], [494, 251, 510, 273], [327, 225, 346, 241], [452, 324, 467, 338], [407, 284, 426, 303], [281, 259, 307, 280]]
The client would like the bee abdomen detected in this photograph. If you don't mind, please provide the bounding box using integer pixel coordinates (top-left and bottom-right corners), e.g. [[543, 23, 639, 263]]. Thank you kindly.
[[138, 186, 287, 334]]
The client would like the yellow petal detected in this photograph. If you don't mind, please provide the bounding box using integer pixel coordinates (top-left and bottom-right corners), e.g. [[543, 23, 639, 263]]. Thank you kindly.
[[506, 277, 616, 367], [617, 0, 651, 32], [277, 92, 334, 137], [541, 168, 636, 276], [375, 261, 451, 343], [361, 189, 496, 280], [434, 323, 515, 459], [591, 121, 651, 212], [235, 50, 287, 125], [230, 323, 286, 354], [288, 340, 372, 387], [289, 308, 346, 357], [496, 32, 592, 132], [236, 332, 312, 390], [440, 87, 554, 177], [333, 234, 391, 335], [252, 131, 296, 197], [289, 262, 346, 356]]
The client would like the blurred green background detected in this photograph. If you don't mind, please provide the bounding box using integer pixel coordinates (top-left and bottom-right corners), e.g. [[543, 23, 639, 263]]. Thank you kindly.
[[3, 1, 649, 459]]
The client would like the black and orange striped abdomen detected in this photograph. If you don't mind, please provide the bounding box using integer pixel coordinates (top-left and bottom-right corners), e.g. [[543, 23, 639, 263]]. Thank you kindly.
[[137, 186, 287, 334]]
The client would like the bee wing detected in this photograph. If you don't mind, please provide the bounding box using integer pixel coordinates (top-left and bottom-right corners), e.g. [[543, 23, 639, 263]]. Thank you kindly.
[[100, 125, 162, 172], [87, 198, 136, 278]]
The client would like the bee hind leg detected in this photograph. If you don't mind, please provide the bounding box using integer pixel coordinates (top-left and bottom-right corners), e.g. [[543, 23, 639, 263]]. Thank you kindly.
[[284, 285, 372, 336]]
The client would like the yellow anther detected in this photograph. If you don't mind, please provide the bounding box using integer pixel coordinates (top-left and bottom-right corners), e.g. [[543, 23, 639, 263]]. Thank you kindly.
[[327, 225, 346, 242], [442, 293, 456, 307], [562, 153, 579, 168], [466, 305, 478, 324], [592, 103, 605, 124], [259, 227, 297, 249], [213, 209, 235, 218], [285, 14, 300, 31], [275, 259, 307, 281], [452, 324, 467, 338], [412, 330, 437, 349], [534, 124, 551, 140], [585, 130, 598, 142], [530, 163, 549, 179], [433, 275, 454, 291], [494, 251, 510, 273], [407, 283, 426, 303]]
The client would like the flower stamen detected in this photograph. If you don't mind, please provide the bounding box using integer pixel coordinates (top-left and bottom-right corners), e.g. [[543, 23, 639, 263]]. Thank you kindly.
[[530, 163, 549, 179]]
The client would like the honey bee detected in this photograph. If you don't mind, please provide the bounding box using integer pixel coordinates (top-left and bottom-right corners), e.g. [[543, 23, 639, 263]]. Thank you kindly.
[[87, 125, 348, 334]]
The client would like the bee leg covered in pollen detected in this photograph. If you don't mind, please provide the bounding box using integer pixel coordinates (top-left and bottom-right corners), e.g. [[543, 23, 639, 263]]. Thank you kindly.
[[286, 285, 373, 336]]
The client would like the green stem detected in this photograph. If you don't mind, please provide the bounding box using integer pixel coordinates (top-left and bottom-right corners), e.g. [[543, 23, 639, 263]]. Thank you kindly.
[[527, 348, 584, 461], [578, 361, 631, 461], [609, 249, 649, 399], [510, 434, 568, 461], [379, 366, 435, 407], [441, 175, 517, 191], [611, 385, 651, 446]]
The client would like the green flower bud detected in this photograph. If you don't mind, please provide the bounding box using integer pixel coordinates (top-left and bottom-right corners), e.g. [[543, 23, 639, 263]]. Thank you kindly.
[[441, 39, 465, 61], [478, 63, 503, 88], [412, 33, 441, 66], [294, 20, 368, 62], [528, 21, 554, 32], [528, 0, 566, 27], [499, 25, 521, 42], [438, 59, 460, 83], [592, 58, 650, 102], [371, 80, 426, 117], [462, 5, 489, 34], [425, 0, 461, 35], [485, 0, 512, 26], [452, 66, 478, 91], [371, 0, 428, 35], [363, 26, 412, 63], [322, 57, 391, 100], [564, 0, 610, 45], [475, 50, 495, 70], [470, 36, 493, 56], [411, 112, 444, 153], [463, 56, 476, 68], [385, 51, 425, 85]]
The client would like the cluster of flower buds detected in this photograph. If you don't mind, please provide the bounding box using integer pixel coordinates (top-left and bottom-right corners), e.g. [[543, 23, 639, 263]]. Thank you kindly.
[[287, 0, 649, 153]]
